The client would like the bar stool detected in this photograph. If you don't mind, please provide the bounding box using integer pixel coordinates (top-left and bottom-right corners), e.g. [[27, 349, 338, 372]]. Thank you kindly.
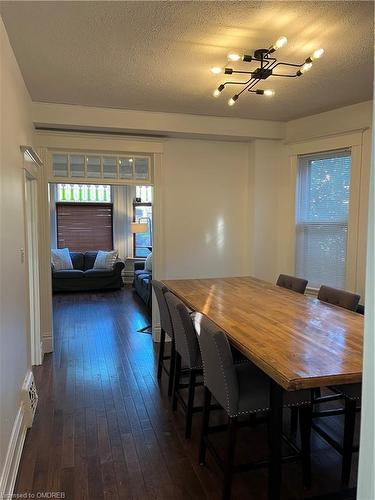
[[165, 291, 204, 438], [276, 274, 308, 294], [312, 285, 361, 485], [193, 312, 313, 500], [151, 280, 175, 396]]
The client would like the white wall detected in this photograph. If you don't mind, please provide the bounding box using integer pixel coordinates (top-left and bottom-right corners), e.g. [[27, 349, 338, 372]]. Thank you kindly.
[[0, 16, 33, 485], [160, 139, 251, 279]]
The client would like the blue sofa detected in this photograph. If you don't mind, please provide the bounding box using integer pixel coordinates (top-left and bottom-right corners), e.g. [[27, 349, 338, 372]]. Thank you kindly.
[[133, 261, 152, 309]]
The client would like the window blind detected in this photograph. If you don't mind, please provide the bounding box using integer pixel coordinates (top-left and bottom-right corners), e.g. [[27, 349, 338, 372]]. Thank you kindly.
[[56, 203, 113, 253], [295, 149, 351, 289]]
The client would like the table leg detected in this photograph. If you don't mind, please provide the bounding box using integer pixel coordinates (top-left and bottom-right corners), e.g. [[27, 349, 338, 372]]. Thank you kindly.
[[268, 379, 283, 500]]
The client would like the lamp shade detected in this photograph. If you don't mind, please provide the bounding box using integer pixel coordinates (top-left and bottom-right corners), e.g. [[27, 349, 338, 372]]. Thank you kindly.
[[130, 222, 148, 234]]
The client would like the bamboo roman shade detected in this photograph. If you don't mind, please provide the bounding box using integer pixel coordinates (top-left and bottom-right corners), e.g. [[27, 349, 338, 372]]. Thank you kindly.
[[56, 203, 113, 252]]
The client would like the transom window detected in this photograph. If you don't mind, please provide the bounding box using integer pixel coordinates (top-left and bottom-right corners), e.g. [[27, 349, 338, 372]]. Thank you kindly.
[[56, 184, 111, 203], [295, 149, 351, 289]]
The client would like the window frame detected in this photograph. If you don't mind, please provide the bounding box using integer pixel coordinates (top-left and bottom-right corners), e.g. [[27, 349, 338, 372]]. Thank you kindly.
[[133, 201, 152, 258], [295, 149, 352, 289], [287, 133, 363, 294]]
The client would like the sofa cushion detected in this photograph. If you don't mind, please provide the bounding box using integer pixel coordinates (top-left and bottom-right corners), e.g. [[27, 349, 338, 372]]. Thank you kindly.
[[93, 250, 118, 269], [51, 248, 73, 270], [84, 268, 115, 278], [84, 251, 98, 270], [134, 269, 151, 278], [53, 269, 84, 279], [70, 252, 84, 270]]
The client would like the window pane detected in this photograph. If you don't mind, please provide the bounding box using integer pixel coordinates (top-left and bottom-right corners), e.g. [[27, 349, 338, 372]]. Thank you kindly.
[[134, 158, 149, 180], [134, 204, 152, 257], [70, 155, 85, 177], [52, 154, 68, 177], [86, 156, 101, 178], [103, 157, 118, 179], [296, 150, 351, 289], [136, 185, 152, 202], [56, 184, 111, 203], [119, 158, 133, 179]]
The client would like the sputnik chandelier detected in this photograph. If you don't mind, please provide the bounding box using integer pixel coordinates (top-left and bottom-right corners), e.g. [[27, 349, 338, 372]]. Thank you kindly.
[[210, 36, 324, 106]]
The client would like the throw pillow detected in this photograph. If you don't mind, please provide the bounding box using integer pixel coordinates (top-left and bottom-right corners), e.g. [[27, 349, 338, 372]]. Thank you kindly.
[[51, 248, 73, 271], [145, 252, 152, 272], [93, 250, 118, 269]]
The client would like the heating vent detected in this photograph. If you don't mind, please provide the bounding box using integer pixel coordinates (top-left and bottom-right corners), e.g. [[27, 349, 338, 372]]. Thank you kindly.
[[22, 371, 38, 428]]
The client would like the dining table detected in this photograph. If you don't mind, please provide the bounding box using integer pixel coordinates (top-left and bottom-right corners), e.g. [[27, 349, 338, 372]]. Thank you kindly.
[[162, 276, 364, 500]]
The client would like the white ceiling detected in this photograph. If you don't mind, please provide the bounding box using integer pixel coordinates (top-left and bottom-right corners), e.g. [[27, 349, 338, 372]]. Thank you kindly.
[[1, 1, 373, 121]]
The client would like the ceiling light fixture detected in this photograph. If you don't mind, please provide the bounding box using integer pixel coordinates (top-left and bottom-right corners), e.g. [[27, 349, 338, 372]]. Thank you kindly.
[[210, 37, 324, 106]]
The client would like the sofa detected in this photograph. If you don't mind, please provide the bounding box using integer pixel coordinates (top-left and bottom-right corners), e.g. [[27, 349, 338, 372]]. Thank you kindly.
[[133, 261, 152, 309], [52, 251, 125, 292]]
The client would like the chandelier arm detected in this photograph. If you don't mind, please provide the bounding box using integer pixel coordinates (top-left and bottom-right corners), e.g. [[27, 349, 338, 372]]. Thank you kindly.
[[223, 76, 255, 87], [272, 61, 304, 69], [239, 78, 260, 97], [271, 73, 299, 78]]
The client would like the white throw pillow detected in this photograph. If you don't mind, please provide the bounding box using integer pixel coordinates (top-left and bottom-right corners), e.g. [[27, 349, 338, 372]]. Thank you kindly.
[[93, 250, 118, 269], [145, 252, 152, 272], [51, 248, 73, 271]]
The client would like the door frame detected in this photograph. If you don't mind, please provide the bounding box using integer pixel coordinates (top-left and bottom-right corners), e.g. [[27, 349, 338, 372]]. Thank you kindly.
[[22, 147, 43, 366]]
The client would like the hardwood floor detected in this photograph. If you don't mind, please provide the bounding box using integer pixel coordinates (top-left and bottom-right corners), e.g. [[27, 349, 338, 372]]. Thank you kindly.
[[14, 287, 358, 500]]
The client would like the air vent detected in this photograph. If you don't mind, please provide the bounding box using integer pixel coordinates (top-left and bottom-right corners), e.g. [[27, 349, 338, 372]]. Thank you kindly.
[[21, 371, 38, 428]]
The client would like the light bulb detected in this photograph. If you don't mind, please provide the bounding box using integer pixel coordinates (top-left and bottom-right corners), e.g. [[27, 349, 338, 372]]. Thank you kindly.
[[210, 66, 223, 74], [228, 95, 238, 106], [301, 62, 312, 73], [312, 48, 324, 60], [274, 36, 288, 49], [264, 89, 275, 97], [227, 53, 242, 62], [213, 84, 225, 97]]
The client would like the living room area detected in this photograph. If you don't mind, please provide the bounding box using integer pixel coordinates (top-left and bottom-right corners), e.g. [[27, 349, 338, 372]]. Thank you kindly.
[[49, 180, 153, 312]]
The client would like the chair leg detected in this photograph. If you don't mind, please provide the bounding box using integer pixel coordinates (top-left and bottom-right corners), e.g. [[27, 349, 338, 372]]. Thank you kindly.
[[199, 387, 211, 465], [341, 399, 356, 486], [223, 417, 238, 500], [157, 328, 166, 380], [299, 405, 312, 489], [172, 352, 181, 411], [290, 407, 298, 435], [168, 338, 176, 397], [185, 369, 197, 438]]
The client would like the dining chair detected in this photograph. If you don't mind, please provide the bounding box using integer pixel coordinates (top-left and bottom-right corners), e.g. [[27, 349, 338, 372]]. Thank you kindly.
[[311, 285, 362, 485], [164, 291, 204, 438], [276, 274, 308, 294], [317, 285, 360, 311], [194, 312, 313, 500], [151, 280, 175, 396]]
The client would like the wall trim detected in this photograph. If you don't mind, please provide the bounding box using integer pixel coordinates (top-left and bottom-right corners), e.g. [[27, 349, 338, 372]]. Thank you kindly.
[[0, 404, 27, 500]]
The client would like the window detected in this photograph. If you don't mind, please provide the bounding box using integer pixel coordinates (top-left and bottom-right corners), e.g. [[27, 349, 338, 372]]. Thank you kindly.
[[133, 186, 152, 258], [295, 149, 351, 289], [56, 184, 113, 252], [57, 184, 111, 203]]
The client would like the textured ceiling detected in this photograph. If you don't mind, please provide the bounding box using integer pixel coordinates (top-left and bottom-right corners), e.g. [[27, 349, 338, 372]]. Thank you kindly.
[[1, 1, 373, 121]]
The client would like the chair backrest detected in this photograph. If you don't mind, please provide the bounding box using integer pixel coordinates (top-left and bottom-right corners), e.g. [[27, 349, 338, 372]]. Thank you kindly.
[[193, 312, 239, 416], [276, 274, 308, 294], [151, 280, 173, 337], [318, 285, 360, 312], [165, 292, 201, 369]]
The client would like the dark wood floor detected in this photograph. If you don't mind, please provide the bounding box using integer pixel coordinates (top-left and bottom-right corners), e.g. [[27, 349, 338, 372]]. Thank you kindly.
[[14, 287, 358, 500]]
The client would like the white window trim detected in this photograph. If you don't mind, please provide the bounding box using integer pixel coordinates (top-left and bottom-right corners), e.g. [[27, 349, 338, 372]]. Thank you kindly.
[[286, 132, 364, 293]]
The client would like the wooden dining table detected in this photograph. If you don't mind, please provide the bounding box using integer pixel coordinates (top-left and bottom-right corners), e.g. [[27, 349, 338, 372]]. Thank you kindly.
[[162, 276, 364, 500]]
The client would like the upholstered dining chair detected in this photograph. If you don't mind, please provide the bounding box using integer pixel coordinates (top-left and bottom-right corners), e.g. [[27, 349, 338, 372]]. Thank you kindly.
[[165, 291, 204, 438], [276, 274, 308, 294], [317, 285, 360, 311], [194, 312, 313, 500], [151, 280, 175, 396], [312, 285, 362, 485]]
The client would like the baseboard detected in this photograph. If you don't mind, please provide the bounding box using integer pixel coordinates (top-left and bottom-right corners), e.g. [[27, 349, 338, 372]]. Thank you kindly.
[[42, 331, 53, 353], [0, 403, 27, 499]]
